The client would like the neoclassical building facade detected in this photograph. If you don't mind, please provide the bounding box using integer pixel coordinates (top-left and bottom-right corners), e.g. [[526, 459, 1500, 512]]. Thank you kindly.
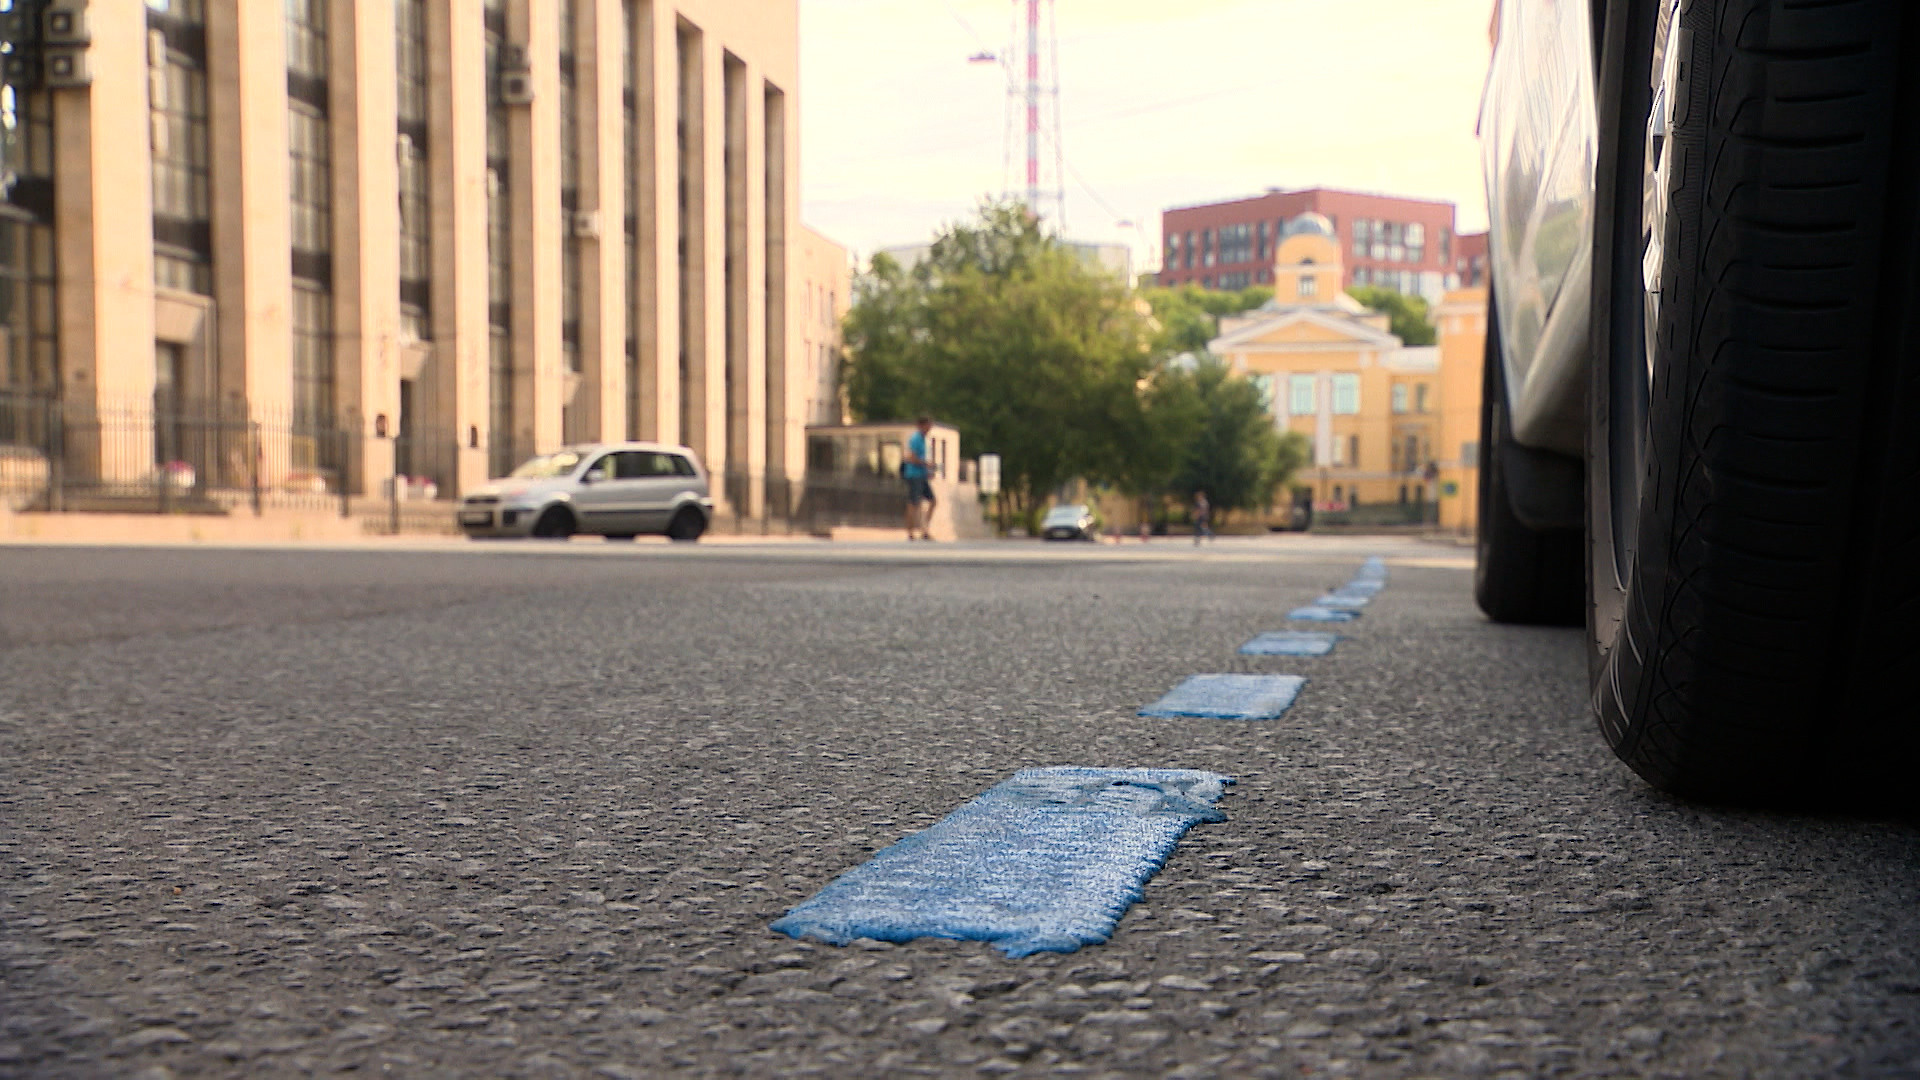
[[0, 0, 818, 514]]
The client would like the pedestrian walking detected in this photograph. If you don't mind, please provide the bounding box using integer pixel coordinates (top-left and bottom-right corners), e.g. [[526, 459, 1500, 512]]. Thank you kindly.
[[1192, 490, 1212, 545], [903, 416, 937, 541]]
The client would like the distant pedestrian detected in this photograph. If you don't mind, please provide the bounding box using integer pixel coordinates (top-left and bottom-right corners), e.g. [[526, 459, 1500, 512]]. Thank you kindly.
[[1192, 490, 1212, 545], [903, 416, 937, 541]]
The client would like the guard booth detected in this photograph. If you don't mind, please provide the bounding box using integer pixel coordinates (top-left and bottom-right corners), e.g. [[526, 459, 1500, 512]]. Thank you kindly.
[[801, 421, 978, 538]]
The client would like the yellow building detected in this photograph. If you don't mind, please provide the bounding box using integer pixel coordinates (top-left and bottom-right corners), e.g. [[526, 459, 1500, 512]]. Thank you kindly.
[[1209, 214, 1443, 524], [1433, 286, 1488, 534]]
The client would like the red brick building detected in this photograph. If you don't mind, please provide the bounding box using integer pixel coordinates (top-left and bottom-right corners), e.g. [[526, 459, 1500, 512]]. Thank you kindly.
[[1453, 230, 1489, 288], [1158, 188, 1459, 302]]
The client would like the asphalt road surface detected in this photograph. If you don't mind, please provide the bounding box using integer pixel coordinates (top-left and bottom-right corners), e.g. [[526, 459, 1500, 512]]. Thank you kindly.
[[3, 538, 1917, 1078]]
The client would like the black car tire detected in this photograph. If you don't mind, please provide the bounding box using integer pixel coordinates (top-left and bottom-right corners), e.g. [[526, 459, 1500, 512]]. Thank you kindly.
[[666, 507, 706, 542], [531, 506, 576, 540], [1589, 0, 1920, 801], [1474, 295, 1584, 627]]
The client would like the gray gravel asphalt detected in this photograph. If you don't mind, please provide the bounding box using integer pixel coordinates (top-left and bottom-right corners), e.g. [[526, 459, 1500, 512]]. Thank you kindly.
[[2, 539, 1917, 1079]]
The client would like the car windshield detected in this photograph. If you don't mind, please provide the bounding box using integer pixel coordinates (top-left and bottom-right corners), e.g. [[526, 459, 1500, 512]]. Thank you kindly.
[[1043, 506, 1086, 524], [508, 450, 584, 479]]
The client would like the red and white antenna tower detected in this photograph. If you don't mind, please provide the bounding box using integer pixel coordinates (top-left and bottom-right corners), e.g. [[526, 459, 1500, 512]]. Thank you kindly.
[[1003, 0, 1066, 228]]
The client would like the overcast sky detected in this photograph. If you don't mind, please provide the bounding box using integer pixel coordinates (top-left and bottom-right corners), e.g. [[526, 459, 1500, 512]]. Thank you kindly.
[[798, 0, 1495, 269]]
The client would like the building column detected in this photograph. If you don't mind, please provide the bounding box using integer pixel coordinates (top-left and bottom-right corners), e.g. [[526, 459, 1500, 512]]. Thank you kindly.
[[329, 0, 403, 497], [424, 0, 491, 494], [507, 0, 563, 454], [721, 52, 763, 519], [762, 81, 792, 509], [206, 0, 292, 435], [577, 0, 626, 440], [50, 0, 156, 484], [696, 31, 725, 480]]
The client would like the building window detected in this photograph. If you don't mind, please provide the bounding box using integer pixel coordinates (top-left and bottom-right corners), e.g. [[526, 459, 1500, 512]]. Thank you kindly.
[[149, 0, 212, 296], [1299, 274, 1317, 298], [1352, 218, 1370, 257], [0, 78, 58, 394], [624, 0, 641, 434], [1218, 223, 1252, 265], [560, 0, 582, 371], [287, 0, 334, 437], [1219, 272, 1250, 291], [1349, 434, 1361, 469], [1406, 222, 1425, 265], [397, 0, 431, 338], [1332, 373, 1360, 415], [1416, 383, 1430, 413], [485, 0, 514, 465], [1183, 231, 1194, 269], [1392, 384, 1408, 414], [1255, 221, 1269, 261], [1248, 373, 1274, 413], [1289, 374, 1315, 416], [291, 283, 334, 433]]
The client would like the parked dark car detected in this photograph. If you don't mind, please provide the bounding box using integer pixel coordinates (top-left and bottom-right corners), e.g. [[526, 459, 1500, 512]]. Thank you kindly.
[[1475, 0, 1918, 802]]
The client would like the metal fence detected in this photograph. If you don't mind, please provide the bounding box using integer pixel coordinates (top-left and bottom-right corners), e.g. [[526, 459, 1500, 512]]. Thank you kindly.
[[0, 391, 472, 518], [0, 391, 928, 535]]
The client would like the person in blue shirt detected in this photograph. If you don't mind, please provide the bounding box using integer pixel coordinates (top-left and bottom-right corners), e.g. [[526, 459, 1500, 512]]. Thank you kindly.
[[903, 416, 936, 541]]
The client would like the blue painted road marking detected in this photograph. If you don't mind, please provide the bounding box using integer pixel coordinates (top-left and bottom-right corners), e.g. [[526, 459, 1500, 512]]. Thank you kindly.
[[1239, 630, 1341, 657], [1334, 579, 1384, 596], [1288, 605, 1360, 622], [1139, 673, 1307, 719], [1354, 556, 1389, 580], [1315, 593, 1370, 609], [771, 767, 1232, 958]]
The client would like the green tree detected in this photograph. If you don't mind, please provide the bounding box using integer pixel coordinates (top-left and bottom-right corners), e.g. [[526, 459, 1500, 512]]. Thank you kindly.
[[1138, 284, 1274, 357], [1346, 285, 1437, 346], [840, 202, 1156, 531], [1163, 357, 1310, 523]]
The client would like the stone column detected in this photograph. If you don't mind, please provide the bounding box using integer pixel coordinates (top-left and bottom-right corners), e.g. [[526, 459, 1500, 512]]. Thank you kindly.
[[206, 0, 292, 494], [762, 82, 791, 509], [507, 0, 563, 454], [329, 0, 403, 497], [424, 0, 491, 493], [50, 0, 156, 485], [694, 29, 725, 479]]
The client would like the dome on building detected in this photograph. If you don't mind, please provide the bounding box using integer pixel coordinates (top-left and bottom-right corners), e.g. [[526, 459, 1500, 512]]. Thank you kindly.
[[1282, 212, 1336, 240]]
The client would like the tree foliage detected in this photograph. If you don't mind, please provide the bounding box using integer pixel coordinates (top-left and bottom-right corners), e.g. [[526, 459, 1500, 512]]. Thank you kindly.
[[1160, 358, 1309, 521], [842, 203, 1154, 527], [1346, 285, 1437, 346], [841, 204, 1307, 532], [1137, 284, 1273, 357]]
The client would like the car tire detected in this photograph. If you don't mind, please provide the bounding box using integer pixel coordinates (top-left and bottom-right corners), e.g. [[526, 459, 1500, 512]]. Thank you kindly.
[[1474, 293, 1585, 627], [665, 507, 706, 542], [531, 506, 576, 540], [1589, 0, 1920, 801]]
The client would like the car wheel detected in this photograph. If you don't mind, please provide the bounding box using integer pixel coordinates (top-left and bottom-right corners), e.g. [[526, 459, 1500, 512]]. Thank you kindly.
[[530, 506, 576, 540], [665, 507, 706, 542], [1473, 287, 1584, 626], [1589, 0, 1920, 801]]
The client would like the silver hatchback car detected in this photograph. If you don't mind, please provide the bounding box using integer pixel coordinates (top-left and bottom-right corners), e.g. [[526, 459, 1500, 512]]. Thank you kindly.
[[458, 443, 714, 542]]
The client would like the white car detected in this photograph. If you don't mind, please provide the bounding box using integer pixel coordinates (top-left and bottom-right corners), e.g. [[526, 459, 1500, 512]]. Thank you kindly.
[[1476, 0, 1917, 801], [458, 443, 714, 542]]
